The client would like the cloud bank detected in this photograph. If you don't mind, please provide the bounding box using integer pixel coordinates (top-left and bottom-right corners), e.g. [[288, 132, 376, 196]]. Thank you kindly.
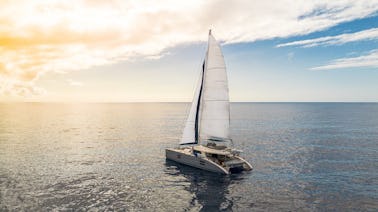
[[310, 49, 378, 70], [277, 28, 378, 48], [1, 0, 378, 97]]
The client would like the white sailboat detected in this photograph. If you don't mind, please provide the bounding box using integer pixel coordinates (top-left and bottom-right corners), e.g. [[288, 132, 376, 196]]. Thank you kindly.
[[165, 30, 253, 174]]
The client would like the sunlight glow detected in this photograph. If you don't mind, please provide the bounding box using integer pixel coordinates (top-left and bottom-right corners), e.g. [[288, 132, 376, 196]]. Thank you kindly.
[[0, 0, 377, 101]]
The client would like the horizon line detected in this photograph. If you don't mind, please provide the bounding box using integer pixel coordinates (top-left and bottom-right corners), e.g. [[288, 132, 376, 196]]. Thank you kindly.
[[0, 101, 377, 104]]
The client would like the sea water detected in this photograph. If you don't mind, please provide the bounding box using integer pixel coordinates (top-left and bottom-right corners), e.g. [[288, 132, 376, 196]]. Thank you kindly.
[[0, 103, 377, 211]]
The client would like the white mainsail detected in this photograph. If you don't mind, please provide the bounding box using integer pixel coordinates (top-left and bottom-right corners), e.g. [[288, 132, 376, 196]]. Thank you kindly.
[[199, 32, 230, 143], [180, 30, 230, 145]]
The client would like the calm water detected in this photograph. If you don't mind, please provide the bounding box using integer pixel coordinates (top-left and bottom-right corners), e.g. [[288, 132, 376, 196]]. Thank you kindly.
[[0, 103, 377, 211]]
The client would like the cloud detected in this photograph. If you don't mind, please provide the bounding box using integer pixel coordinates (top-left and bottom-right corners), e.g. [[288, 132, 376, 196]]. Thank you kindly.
[[1, 0, 378, 97], [0, 76, 45, 97], [310, 49, 378, 70], [277, 28, 378, 48]]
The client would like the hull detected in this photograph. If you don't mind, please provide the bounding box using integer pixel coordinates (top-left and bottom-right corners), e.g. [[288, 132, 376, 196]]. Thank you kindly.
[[166, 148, 229, 174], [166, 147, 253, 174]]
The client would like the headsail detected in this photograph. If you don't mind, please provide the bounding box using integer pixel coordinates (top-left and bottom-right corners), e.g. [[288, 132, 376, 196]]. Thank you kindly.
[[180, 62, 204, 145], [199, 31, 230, 144]]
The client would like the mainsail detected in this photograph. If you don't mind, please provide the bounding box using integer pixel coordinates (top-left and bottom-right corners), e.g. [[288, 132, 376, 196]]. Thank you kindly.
[[180, 30, 230, 145]]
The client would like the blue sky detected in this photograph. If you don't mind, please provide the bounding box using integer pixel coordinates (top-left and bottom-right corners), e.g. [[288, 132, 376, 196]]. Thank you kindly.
[[0, 0, 377, 102], [224, 16, 378, 102]]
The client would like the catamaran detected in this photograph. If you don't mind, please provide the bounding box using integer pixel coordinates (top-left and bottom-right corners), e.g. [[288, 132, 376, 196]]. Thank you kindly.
[[165, 30, 253, 174]]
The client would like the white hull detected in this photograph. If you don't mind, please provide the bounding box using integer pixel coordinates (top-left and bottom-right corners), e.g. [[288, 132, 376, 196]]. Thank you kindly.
[[166, 147, 252, 174]]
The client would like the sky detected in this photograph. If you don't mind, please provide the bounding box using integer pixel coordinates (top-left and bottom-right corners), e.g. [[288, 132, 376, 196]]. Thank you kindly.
[[0, 0, 377, 102]]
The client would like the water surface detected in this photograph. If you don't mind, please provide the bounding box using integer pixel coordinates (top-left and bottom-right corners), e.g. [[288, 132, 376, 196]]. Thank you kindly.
[[0, 103, 377, 211]]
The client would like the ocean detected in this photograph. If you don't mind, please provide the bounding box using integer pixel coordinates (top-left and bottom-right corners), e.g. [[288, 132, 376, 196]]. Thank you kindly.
[[0, 103, 377, 211]]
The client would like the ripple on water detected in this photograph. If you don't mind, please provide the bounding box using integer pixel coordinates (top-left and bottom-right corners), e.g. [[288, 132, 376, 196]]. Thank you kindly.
[[1, 103, 377, 211]]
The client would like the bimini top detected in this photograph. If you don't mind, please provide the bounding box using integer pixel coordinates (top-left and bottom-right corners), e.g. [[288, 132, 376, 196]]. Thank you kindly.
[[193, 145, 231, 156]]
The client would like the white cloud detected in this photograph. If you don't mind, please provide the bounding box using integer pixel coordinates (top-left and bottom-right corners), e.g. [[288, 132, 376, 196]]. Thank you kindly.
[[277, 28, 378, 48], [310, 49, 378, 70], [1, 0, 378, 97], [0, 76, 45, 97]]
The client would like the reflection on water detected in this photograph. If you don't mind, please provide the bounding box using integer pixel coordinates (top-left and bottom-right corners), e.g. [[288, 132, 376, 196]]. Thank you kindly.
[[1, 103, 377, 211], [165, 160, 236, 211]]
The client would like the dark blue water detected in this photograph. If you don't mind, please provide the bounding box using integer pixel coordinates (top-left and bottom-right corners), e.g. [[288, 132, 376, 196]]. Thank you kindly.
[[0, 103, 377, 211]]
